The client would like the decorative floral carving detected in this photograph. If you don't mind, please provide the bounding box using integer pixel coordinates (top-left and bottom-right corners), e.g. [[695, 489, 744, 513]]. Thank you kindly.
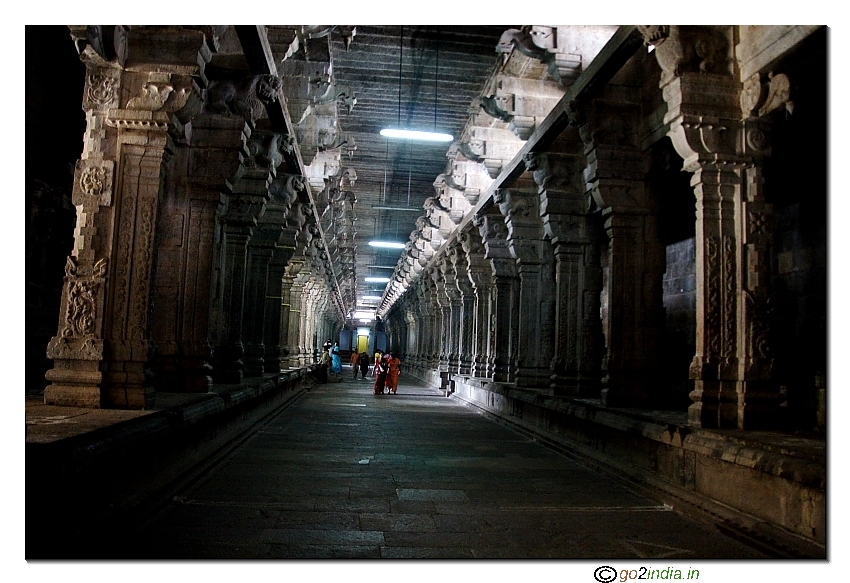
[[80, 167, 107, 197], [85, 73, 116, 108], [706, 236, 720, 357], [722, 236, 736, 358], [746, 128, 768, 152], [748, 211, 768, 237], [74, 159, 115, 207], [129, 198, 156, 340], [744, 291, 773, 362]]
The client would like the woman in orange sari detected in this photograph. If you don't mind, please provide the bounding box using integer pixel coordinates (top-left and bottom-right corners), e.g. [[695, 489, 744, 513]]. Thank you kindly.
[[386, 352, 401, 394]]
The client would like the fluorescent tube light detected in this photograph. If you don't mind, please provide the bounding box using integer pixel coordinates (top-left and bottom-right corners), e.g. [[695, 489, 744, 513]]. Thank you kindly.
[[368, 241, 406, 249], [380, 128, 454, 142], [365, 277, 391, 283]]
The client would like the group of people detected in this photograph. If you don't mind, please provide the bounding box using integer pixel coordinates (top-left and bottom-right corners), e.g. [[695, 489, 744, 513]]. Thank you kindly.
[[371, 350, 401, 395], [318, 340, 401, 394]]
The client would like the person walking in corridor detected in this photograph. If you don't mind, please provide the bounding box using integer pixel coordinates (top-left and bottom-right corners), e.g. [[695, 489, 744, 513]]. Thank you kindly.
[[331, 343, 342, 374], [386, 352, 401, 394], [359, 352, 370, 380], [373, 353, 389, 394], [372, 350, 382, 377], [350, 351, 361, 378], [318, 348, 330, 383]]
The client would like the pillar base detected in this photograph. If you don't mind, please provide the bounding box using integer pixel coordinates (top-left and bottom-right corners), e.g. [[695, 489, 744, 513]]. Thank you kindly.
[[44, 385, 102, 408], [515, 366, 551, 388]]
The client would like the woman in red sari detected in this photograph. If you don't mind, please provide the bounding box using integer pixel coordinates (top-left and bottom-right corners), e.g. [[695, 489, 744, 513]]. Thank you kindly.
[[373, 353, 389, 394], [386, 352, 401, 394]]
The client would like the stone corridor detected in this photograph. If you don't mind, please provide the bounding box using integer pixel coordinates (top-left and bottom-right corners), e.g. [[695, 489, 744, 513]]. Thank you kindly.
[[118, 372, 767, 559]]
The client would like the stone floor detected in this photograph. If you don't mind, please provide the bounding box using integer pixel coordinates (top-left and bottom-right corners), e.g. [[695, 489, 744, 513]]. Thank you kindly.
[[121, 369, 770, 559]]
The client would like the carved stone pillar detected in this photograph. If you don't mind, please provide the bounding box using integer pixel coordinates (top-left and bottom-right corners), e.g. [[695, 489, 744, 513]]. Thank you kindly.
[[440, 252, 463, 375], [497, 188, 554, 388], [429, 268, 451, 383], [451, 238, 476, 375], [476, 210, 519, 383], [233, 137, 295, 378], [541, 190, 605, 397], [650, 25, 781, 428], [261, 181, 301, 373], [460, 227, 493, 378], [151, 113, 245, 393], [283, 261, 304, 368], [571, 96, 665, 407], [299, 277, 317, 364], [242, 223, 280, 376], [424, 273, 442, 371], [45, 28, 210, 408], [211, 135, 273, 383], [413, 281, 429, 374], [404, 304, 417, 365]]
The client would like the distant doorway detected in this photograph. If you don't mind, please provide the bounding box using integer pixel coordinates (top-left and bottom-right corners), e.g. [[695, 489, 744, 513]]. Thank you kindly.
[[357, 334, 370, 354]]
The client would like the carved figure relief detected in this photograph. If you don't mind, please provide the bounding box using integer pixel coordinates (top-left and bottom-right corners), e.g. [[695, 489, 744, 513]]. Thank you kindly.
[[478, 95, 514, 123], [639, 26, 729, 86], [127, 82, 174, 111], [61, 257, 107, 339], [206, 74, 283, 123]]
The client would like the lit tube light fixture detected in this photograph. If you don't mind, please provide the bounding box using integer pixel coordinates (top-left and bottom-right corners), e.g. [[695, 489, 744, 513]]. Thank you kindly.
[[361, 295, 383, 301], [365, 276, 391, 283], [368, 240, 406, 249], [379, 128, 454, 142]]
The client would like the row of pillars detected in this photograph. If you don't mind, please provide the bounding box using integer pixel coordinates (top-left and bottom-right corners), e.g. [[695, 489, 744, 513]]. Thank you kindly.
[[43, 28, 343, 409], [386, 71, 780, 430]]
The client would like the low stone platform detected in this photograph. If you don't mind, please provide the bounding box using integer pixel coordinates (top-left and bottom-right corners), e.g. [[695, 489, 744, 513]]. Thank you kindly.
[[26, 366, 317, 558], [443, 373, 825, 558]]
